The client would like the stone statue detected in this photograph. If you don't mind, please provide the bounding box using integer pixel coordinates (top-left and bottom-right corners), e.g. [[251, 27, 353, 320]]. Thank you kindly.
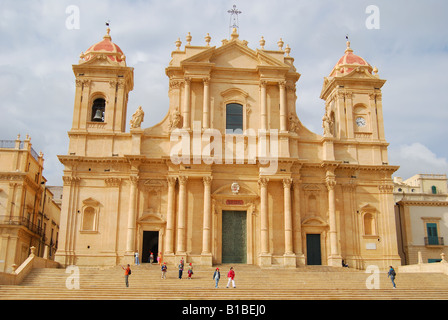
[[130, 106, 144, 129], [288, 113, 300, 134], [169, 109, 182, 130], [322, 114, 333, 137]]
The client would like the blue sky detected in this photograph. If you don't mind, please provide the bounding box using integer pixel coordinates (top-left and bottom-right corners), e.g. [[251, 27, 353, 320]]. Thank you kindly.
[[0, 0, 447, 185]]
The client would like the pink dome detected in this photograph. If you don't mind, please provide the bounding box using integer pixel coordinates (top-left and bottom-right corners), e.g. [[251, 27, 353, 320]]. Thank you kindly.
[[329, 41, 372, 77], [81, 28, 125, 64]]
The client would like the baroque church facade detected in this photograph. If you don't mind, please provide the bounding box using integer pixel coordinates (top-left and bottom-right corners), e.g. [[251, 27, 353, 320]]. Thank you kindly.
[[55, 27, 401, 269]]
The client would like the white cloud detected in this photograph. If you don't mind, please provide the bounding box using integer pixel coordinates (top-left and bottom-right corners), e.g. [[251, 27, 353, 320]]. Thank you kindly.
[[389, 143, 448, 180], [1, 0, 448, 185]]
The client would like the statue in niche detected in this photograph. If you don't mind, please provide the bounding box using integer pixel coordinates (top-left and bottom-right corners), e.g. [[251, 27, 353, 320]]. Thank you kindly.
[[130, 106, 144, 129], [322, 114, 333, 137], [169, 108, 182, 130], [288, 113, 300, 133]]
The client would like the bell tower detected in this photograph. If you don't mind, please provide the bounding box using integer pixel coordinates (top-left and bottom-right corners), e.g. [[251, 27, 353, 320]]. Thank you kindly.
[[320, 40, 386, 141], [320, 40, 388, 165], [68, 26, 134, 155]]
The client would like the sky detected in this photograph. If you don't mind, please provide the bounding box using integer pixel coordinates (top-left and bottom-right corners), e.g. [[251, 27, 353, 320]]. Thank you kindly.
[[0, 0, 447, 186]]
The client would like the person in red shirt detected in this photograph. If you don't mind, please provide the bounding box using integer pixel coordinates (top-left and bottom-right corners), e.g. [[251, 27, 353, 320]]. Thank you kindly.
[[226, 266, 236, 288], [121, 264, 131, 287]]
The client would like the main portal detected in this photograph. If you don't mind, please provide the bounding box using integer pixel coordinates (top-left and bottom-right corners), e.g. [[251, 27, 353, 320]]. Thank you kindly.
[[222, 210, 247, 263]]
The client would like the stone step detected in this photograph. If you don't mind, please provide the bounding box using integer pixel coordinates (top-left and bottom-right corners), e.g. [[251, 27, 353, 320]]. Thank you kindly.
[[2, 264, 448, 300]]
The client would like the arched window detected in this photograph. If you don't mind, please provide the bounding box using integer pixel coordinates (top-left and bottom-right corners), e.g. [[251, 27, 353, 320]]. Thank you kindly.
[[91, 98, 105, 122], [226, 103, 243, 132]]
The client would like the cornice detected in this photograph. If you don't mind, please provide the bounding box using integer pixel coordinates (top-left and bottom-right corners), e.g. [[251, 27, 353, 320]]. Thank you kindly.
[[397, 200, 448, 207]]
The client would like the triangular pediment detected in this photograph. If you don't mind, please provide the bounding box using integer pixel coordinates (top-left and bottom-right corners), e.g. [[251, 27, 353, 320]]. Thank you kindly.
[[302, 216, 328, 226], [181, 40, 289, 70], [138, 211, 166, 224], [359, 203, 378, 213]]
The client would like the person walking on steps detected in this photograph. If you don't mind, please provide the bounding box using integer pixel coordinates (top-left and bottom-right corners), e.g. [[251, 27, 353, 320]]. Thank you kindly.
[[187, 263, 194, 279], [213, 267, 220, 288], [226, 266, 236, 288], [161, 262, 167, 279], [121, 264, 131, 287], [388, 266, 397, 289], [178, 260, 184, 279]]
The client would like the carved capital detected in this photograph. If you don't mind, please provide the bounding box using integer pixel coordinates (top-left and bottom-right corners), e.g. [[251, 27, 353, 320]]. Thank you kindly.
[[258, 177, 269, 188], [178, 176, 188, 185], [105, 178, 122, 187], [62, 176, 80, 186], [117, 80, 126, 89], [325, 176, 336, 191], [279, 80, 286, 89], [282, 178, 292, 189], [167, 176, 177, 187], [203, 176, 212, 186], [82, 79, 91, 88], [379, 184, 393, 194], [169, 80, 182, 89], [129, 175, 139, 185]]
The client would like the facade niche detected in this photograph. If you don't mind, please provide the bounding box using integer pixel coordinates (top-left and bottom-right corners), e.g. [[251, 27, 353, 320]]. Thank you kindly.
[[81, 198, 100, 232]]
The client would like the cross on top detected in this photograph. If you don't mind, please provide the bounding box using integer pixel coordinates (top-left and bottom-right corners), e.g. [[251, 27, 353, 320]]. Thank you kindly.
[[228, 5, 242, 32]]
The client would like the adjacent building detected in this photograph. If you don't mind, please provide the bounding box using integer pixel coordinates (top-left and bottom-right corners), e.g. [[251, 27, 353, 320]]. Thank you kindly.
[[0, 135, 60, 272], [394, 174, 448, 265]]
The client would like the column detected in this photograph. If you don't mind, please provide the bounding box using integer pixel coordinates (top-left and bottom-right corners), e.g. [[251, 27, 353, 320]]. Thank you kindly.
[[201, 176, 213, 265], [115, 79, 126, 132], [258, 177, 271, 266], [125, 175, 139, 255], [379, 183, 401, 268], [183, 77, 191, 129], [326, 170, 341, 266], [279, 81, 287, 132], [79, 80, 91, 131], [293, 178, 305, 265], [103, 178, 122, 255], [260, 81, 267, 130], [54, 176, 77, 266], [202, 77, 210, 129], [374, 93, 386, 140], [176, 176, 188, 255], [165, 177, 177, 255], [283, 178, 293, 254]]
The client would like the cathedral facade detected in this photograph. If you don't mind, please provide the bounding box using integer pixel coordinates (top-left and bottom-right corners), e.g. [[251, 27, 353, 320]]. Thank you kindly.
[[55, 27, 401, 269]]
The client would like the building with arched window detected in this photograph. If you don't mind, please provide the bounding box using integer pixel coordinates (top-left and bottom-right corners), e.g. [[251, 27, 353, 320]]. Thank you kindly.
[[55, 27, 401, 270]]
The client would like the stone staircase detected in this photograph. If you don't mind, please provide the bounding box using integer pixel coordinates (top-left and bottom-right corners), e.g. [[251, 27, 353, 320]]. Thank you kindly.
[[1, 263, 448, 300]]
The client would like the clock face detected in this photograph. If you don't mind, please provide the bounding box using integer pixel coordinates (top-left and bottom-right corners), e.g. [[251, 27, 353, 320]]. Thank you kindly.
[[355, 117, 366, 127]]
